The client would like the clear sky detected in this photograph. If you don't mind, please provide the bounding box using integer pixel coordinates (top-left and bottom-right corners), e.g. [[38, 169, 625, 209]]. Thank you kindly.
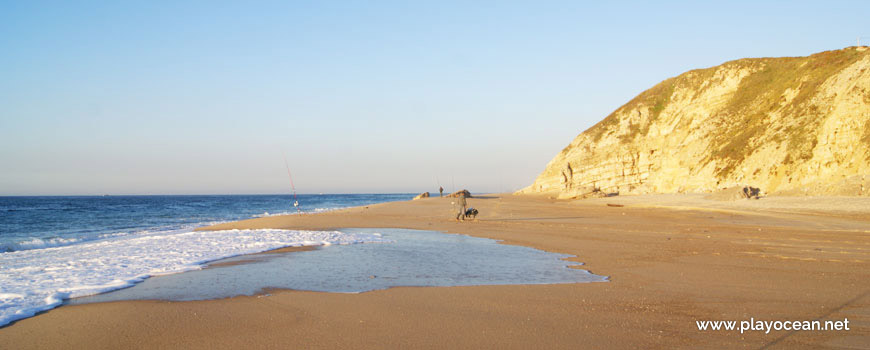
[[1, 1, 868, 195]]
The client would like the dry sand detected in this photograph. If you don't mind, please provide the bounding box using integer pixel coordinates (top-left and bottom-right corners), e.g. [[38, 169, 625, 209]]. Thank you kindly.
[[1, 194, 869, 349]]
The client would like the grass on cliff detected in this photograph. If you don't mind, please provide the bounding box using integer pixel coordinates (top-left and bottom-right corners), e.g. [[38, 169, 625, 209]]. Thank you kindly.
[[586, 64, 723, 143], [588, 77, 677, 143], [710, 48, 866, 176], [575, 48, 868, 172]]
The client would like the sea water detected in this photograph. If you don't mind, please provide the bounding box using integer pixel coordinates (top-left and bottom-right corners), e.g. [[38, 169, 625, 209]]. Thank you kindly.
[[0, 194, 410, 326], [0, 194, 410, 253]]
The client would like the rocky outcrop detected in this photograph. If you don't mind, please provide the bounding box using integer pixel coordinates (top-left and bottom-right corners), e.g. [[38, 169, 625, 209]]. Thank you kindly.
[[521, 47, 870, 198], [446, 189, 472, 198], [413, 192, 430, 200]]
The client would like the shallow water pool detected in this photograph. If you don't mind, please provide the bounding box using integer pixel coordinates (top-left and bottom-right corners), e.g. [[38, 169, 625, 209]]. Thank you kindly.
[[71, 228, 606, 303]]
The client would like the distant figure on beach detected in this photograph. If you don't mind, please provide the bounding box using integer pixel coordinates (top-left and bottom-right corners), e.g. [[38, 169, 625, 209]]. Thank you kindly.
[[455, 192, 467, 222], [439, 186, 444, 197]]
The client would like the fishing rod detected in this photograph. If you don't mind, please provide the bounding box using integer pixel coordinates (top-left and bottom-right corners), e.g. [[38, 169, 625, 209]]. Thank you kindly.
[[282, 152, 300, 213]]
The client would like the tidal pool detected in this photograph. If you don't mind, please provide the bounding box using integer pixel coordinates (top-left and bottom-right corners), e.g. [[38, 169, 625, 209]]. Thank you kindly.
[[71, 228, 607, 303]]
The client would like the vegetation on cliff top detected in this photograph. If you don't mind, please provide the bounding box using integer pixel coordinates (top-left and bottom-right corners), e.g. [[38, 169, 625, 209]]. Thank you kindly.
[[579, 47, 868, 175], [710, 48, 865, 176]]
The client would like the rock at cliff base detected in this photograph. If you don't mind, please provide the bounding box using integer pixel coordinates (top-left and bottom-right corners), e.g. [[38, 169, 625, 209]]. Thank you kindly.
[[772, 175, 870, 196], [558, 187, 616, 200], [413, 192, 430, 200], [706, 186, 763, 201]]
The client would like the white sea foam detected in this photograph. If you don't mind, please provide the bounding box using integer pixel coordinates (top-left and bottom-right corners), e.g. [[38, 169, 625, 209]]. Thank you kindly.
[[252, 211, 295, 217], [252, 207, 341, 218], [10, 237, 85, 250], [2, 222, 234, 253], [0, 229, 389, 327]]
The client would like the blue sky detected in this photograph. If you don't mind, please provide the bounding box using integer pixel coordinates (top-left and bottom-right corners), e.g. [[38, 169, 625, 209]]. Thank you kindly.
[[1, 1, 868, 195]]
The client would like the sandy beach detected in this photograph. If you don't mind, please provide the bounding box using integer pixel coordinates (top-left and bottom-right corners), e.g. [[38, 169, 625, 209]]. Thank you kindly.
[[1, 194, 868, 349]]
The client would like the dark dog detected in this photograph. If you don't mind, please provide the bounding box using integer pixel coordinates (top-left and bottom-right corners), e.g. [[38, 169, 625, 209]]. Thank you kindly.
[[464, 208, 479, 219]]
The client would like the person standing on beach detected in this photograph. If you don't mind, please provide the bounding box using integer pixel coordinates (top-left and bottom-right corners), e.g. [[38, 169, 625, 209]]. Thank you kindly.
[[455, 192, 467, 222], [439, 186, 444, 197]]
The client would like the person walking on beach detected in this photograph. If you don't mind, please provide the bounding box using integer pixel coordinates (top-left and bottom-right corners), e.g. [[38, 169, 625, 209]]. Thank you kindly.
[[439, 186, 444, 197], [455, 192, 467, 222]]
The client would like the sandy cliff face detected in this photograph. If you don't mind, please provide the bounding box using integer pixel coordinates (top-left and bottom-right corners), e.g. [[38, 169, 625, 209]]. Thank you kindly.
[[522, 47, 870, 198]]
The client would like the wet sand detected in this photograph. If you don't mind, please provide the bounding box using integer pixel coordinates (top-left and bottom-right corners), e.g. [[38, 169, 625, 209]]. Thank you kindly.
[[205, 245, 317, 268], [1, 194, 868, 349]]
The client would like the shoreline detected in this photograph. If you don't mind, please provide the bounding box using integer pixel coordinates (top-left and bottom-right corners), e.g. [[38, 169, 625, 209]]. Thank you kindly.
[[1, 193, 868, 348]]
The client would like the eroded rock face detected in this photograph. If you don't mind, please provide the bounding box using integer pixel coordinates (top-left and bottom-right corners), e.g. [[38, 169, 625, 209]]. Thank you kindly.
[[521, 47, 870, 198], [413, 192, 430, 200]]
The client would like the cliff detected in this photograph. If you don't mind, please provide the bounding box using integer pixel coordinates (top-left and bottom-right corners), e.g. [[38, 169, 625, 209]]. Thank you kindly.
[[521, 47, 870, 198]]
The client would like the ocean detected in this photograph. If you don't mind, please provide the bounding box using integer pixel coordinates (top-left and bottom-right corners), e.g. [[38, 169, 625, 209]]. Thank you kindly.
[[0, 194, 412, 326]]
